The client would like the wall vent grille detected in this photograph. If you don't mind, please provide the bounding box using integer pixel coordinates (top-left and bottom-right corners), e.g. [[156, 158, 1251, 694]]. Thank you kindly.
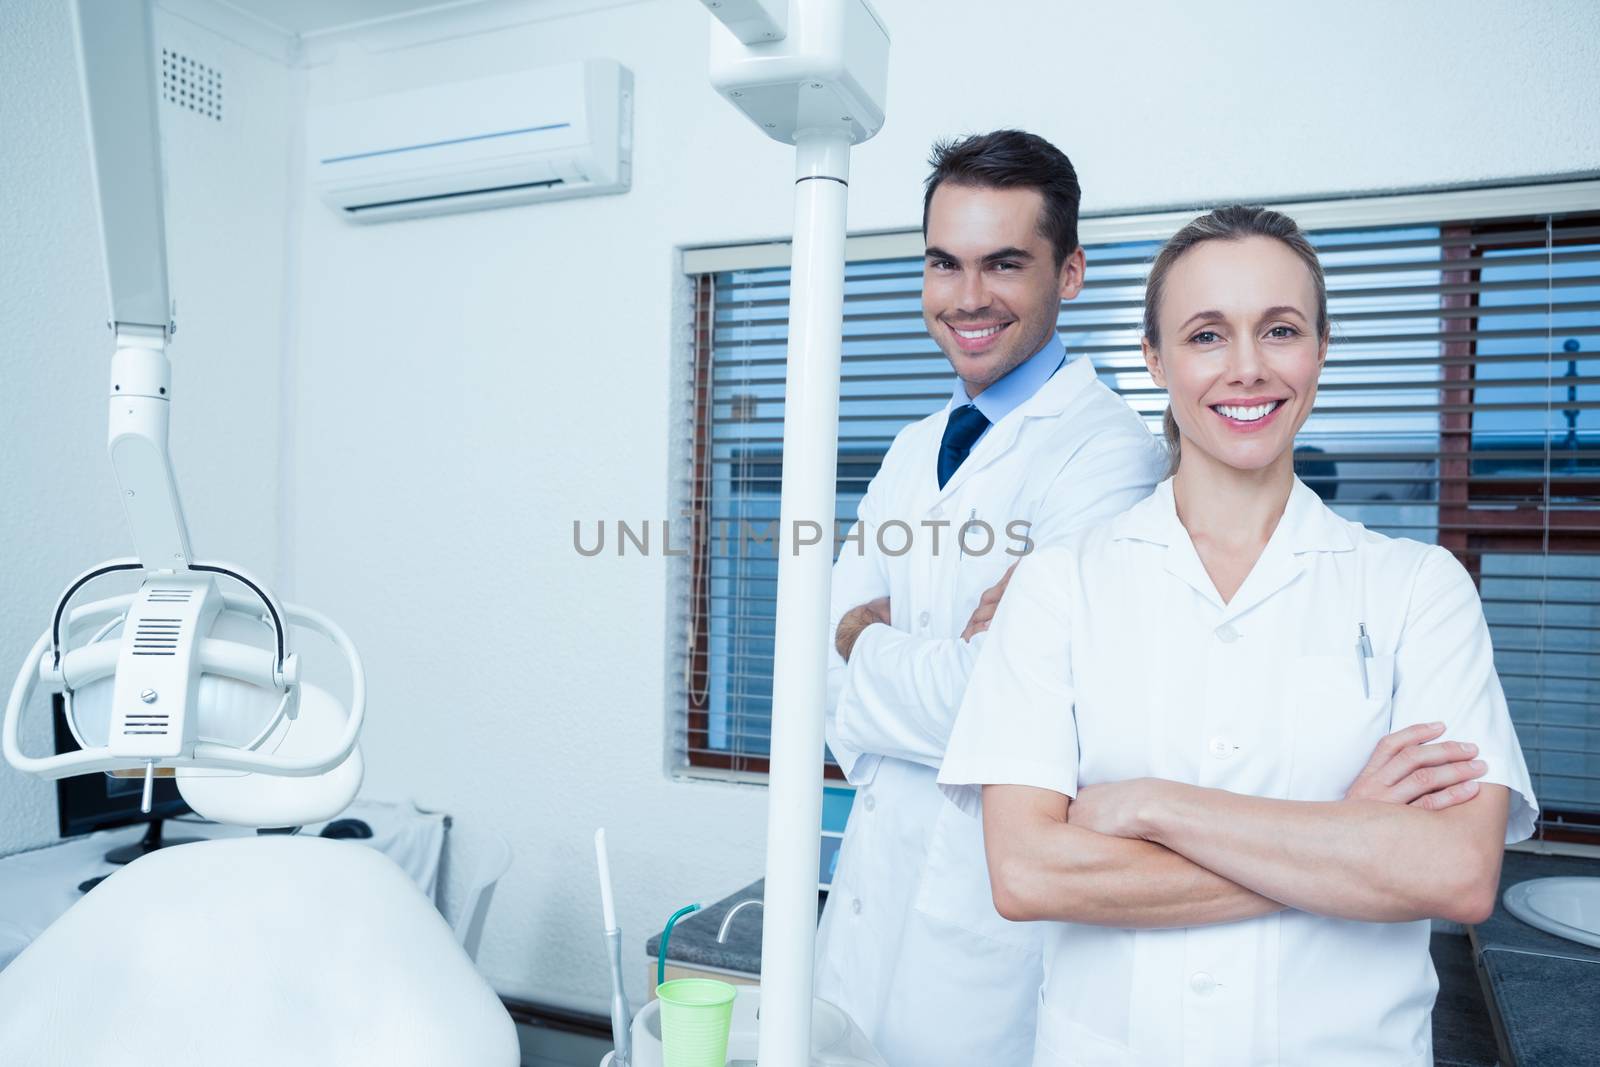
[[161, 49, 222, 121]]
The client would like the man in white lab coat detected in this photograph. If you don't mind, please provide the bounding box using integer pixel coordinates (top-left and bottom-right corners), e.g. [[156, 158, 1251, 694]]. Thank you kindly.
[[812, 130, 1169, 1066]]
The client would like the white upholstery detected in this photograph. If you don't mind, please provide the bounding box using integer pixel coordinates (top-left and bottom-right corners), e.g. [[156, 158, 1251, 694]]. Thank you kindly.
[[0, 836, 519, 1066]]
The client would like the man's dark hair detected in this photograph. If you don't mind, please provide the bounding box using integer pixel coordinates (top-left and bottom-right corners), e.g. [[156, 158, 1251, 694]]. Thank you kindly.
[[922, 130, 1082, 268]]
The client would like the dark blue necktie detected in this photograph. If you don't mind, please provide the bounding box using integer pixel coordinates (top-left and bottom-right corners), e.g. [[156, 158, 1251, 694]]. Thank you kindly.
[[937, 403, 990, 489]]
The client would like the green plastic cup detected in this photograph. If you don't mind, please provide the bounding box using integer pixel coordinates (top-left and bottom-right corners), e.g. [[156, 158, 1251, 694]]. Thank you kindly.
[[656, 978, 737, 1067]]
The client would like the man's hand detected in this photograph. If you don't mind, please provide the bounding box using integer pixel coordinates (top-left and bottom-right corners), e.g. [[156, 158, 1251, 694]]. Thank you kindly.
[[835, 597, 891, 661], [1345, 722, 1486, 810], [961, 562, 1018, 641]]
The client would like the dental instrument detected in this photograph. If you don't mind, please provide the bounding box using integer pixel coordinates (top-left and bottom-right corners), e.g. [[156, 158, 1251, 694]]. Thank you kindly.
[[596, 828, 634, 1066], [657, 902, 705, 988], [716, 898, 764, 944]]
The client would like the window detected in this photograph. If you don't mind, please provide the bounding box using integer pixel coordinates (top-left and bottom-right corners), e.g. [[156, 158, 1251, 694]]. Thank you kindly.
[[673, 185, 1600, 843]]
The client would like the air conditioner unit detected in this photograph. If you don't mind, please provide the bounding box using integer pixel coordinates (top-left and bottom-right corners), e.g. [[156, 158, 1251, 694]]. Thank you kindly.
[[309, 60, 633, 223]]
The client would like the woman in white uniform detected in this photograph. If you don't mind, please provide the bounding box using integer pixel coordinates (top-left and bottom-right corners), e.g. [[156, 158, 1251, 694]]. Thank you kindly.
[[938, 205, 1538, 1067]]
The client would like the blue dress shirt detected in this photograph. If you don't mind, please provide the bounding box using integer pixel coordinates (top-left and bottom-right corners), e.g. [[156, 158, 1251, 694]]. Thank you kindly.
[[947, 331, 1071, 445]]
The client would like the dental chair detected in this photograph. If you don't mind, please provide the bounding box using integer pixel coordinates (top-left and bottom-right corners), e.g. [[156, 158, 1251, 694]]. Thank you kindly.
[[0, 3, 518, 1062], [1, 603, 519, 1065], [0, 836, 519, 1065]]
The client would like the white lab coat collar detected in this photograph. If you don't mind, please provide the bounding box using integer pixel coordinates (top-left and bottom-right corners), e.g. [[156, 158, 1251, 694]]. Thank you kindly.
[[1111, 476, 1355, 620], [932, 354, 1098, 502]]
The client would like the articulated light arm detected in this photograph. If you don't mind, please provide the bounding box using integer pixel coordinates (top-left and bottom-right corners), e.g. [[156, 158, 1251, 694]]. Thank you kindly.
[[3, 2, 365, 827], [73, 0, 191, 572]]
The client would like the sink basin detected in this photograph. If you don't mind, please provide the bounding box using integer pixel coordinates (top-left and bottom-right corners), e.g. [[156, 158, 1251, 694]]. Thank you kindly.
[[1503, 877, 1600, 950], [612, 986, 886, 1067]]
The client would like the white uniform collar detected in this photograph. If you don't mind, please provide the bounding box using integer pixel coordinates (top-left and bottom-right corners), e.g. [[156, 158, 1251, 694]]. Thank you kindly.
[[1111, 475, 1355, 618], [1017, 351, 1095, 418], [1112, 475, 1354, 554]]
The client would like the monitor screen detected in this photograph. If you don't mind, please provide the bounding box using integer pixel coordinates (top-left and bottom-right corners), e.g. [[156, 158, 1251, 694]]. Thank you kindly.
[[53, 693, 190, 838]]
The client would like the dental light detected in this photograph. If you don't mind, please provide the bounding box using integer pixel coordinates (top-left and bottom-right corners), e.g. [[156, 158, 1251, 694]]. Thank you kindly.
[[2, 0, 363, 829], [0, 8, 523, 1063]]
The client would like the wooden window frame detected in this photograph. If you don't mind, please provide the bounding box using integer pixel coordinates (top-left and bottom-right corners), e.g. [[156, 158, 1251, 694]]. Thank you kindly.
[[1440, 215, 1600, 843]]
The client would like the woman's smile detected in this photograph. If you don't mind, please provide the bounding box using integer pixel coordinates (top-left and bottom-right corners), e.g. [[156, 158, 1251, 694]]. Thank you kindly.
[[1209, 396, 1288, 432]]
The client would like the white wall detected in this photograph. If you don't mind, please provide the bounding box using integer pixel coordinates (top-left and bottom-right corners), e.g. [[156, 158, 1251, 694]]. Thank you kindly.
[[0, 0, 297, 855], [285, 0, 1600, 1013]]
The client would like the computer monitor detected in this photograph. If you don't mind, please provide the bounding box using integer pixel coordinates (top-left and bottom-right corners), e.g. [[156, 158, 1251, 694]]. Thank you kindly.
[[53, 693, 197, 864]]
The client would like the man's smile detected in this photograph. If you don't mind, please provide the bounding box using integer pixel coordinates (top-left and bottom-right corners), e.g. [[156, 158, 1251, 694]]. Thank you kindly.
[[945, 320, 1013, 353]]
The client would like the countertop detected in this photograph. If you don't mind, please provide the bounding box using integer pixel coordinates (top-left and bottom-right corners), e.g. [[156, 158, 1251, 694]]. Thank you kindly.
[[1473, 850, 1600, 963], [1470, 849, 1600, 1066], [644, 879, 780, 976]]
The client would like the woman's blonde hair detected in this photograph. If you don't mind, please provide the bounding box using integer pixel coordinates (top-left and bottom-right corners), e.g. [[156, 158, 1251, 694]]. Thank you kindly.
[[1143, 205, 1329, 474]]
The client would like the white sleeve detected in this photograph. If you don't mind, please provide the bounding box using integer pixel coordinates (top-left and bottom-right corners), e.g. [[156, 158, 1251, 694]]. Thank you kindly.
[[1025, 423, 1166, 548], [937, 546, 1082, 818], [831, 624, 988, 783], [830, 425, 1162, 784], [1389, 546, 1539, 843], [825, 484, 894, 785]]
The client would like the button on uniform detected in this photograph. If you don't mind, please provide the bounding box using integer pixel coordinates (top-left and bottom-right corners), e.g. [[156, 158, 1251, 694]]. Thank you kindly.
[[863, 793, 876, 812], [918, 611, 930, 629], [1215, 622, 1240, 643], [1208, 737, 1233, 759], [1189, 972, 1216, 997], [851, 897, 863, 915]]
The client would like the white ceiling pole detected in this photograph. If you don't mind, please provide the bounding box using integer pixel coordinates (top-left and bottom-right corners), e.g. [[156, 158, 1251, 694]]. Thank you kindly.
[[700, 2, 890, 1062], [757, 126, 852, 1067]]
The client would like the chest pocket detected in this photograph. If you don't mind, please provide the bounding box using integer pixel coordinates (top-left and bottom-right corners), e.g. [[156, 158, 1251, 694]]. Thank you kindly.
[[1289, 653, 1396, 801]]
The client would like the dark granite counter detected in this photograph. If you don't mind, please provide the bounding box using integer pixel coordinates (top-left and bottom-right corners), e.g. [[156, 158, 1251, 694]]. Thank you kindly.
[[644, 879, 770, 976], [1473, 850, 1600, 963], [1479, 951, 1600, 1066], [1469, 849, 1600, 1066], [1432, 931, 1499, 1067]]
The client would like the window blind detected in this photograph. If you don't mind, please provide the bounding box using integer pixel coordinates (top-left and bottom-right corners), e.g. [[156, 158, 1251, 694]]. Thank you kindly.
[[674, 196, 1600, 841]]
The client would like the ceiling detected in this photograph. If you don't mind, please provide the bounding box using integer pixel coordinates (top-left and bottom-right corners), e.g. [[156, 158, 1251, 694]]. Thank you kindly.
[[214, 0, 512, 38]]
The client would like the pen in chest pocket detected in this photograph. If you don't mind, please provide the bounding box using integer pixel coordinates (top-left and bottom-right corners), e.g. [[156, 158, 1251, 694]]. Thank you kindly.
[[1356, 623, 1374, 698], [959, 506, 976, 559], [1353, 546, 1374, 698]]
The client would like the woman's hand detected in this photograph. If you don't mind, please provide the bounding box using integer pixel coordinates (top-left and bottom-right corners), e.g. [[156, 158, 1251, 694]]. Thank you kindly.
[[961, 562, 1017, 641], [1072, 724, 1488, 842], [1344, 721, 1486, 809], [1067, 779, 1172, 840]]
